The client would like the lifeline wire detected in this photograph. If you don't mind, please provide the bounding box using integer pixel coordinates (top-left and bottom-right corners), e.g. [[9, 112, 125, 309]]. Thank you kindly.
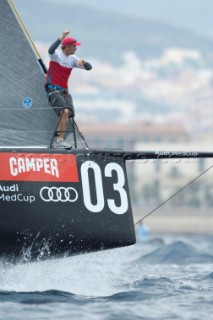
[[134, 164, 213, 226]]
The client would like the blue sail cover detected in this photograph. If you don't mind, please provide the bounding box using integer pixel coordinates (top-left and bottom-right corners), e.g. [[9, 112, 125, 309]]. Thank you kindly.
[[0, 0, 86, 148]]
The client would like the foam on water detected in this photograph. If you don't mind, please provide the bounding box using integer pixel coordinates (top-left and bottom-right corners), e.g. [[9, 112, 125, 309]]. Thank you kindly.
[[0, 245, 138, 297], [0, 235, 212, 319]]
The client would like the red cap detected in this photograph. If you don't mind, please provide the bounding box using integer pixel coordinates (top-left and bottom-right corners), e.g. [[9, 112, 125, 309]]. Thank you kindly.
[[61, 37, 81, 46]]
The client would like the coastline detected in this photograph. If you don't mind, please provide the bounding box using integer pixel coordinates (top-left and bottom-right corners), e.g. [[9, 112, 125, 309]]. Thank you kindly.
[[133, 207, 213, 234]]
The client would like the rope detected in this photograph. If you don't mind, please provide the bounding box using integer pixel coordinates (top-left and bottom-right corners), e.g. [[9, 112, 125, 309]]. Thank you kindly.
[[0, 129, 77, 133], [0, 107, 61, 111], [134, 164, 213, 226]]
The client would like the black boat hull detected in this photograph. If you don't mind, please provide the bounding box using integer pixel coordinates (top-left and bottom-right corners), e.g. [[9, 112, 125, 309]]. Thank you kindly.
[[0, 149, 135, 260]]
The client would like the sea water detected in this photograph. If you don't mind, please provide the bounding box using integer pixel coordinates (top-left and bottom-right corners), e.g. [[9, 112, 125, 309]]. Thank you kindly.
[[0, 234, 212, 320]]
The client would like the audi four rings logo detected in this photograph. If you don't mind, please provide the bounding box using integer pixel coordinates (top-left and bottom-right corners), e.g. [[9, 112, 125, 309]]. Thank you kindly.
[[40, 186, 78, 202]]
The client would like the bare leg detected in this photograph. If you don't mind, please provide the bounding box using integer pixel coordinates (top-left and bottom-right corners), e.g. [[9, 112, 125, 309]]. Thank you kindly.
[[56, 108, 69, 141]]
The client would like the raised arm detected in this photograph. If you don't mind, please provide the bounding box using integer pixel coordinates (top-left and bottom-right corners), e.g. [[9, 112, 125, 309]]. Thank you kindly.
[[48, 30, 70, 55]]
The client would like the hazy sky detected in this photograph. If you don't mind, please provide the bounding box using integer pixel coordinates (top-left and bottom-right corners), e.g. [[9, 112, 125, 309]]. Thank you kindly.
[[13, 0, 213, 38]]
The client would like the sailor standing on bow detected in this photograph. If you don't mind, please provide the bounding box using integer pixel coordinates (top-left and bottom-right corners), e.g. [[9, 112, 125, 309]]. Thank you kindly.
[[45, 30, 92, 148]]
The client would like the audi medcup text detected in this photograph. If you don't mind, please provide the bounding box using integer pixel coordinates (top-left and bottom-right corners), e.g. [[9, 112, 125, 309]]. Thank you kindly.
[[0, 184, 19, 192], [0, 193, 35, 203], [0, 184, 35, 203]]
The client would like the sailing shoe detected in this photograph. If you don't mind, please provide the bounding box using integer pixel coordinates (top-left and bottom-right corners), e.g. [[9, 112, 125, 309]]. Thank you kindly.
[[52, 140, 71, 149]]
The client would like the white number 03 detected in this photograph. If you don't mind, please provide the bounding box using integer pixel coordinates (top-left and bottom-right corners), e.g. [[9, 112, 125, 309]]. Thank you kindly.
[[80, 161, 128, 214]]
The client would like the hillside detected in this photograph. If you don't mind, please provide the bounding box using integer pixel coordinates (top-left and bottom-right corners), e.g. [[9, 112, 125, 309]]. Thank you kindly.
[[13, 1, 213, 66]]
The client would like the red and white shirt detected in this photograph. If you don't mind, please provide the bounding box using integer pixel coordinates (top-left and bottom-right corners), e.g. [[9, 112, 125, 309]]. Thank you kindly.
[[46, 42, 83, 89]]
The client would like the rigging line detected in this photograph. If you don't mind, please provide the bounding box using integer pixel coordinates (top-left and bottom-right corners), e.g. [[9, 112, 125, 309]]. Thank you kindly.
[[134, 164, 213, 226], [0, 107, 58, 111], [0, 129, 80, 133], [0, 130, 54, 133], [74, 121, 89, 148], [0, 84, 47, 108]]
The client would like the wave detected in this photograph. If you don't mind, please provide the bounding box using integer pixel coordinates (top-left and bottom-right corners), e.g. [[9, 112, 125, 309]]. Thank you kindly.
[[0, 290, 75, 304], [201, 271, 213, 280], [136, 240, 213, 264], [0, 236, 212, 301], [133, 276, 173, 287]]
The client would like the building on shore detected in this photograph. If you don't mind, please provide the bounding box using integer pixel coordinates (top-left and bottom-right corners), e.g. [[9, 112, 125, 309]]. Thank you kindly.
[[79, 119, 189, 150], [133, 142, 213, 208]]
